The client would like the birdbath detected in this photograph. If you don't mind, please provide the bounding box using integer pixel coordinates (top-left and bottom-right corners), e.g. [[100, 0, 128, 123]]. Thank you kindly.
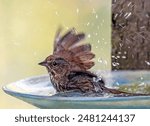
[[3, 70, 150, 109]]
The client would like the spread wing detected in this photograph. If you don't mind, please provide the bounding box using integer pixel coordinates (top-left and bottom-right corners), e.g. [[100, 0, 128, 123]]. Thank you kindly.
[[53, 28, 95, 71]]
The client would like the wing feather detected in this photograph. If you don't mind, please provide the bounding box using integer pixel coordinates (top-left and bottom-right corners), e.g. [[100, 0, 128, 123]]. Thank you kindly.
[[53, 28, 95, 70]]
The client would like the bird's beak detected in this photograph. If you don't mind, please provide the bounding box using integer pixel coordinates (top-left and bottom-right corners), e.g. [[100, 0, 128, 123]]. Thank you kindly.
[[38, 61, 47, 66]]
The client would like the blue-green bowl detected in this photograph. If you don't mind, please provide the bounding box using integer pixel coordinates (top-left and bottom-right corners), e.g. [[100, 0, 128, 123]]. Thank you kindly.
[[3, 71, 150, 109]]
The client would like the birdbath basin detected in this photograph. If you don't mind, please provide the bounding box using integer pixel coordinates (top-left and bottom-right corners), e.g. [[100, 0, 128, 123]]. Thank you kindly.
[[3, 71, 150, 109]]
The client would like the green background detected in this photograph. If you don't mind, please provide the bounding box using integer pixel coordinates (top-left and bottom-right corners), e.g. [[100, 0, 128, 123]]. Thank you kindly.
[[0, 0, 111, 108]]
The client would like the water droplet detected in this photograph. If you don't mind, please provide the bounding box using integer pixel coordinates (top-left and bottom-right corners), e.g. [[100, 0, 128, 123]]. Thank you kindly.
[[33, 52, 37, 56], [116, 56, 120, 58], [87, 34, 91, 38], [98, 58, 108, 65], [120, 43, 123, 47], [87, 22, 90, 26], [98, 58, 103, 63], [114, 14, 118, 19], [140, 77, 144, 80], [140, 26, 145, 29], [122, 56, 126, 59], [96, 14, 98, 19], [145, 61, 150, 65], [92, 8, 96, 14], [76, 8, 79, 14], [116, 82, 120, 86], [127, 2, 132, 7], [139, 82, 145, 86], [125, 12, 131, 19], [55, 11, 59, 16], [112, 62, 120, 66]]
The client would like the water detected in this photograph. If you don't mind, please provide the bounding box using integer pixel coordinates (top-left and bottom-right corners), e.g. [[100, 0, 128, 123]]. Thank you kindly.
[[118, 83, 150, 94]]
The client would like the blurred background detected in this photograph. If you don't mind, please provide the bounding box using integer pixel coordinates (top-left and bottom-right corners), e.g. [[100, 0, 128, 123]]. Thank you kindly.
[[0, 0, 111, 108]]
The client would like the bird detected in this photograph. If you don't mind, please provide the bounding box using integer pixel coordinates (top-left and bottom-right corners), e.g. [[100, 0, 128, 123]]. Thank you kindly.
[[39, 27, 149, 97]]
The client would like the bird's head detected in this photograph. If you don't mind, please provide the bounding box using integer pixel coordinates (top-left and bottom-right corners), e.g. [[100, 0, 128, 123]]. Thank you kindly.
[[39, 56, 70, 77]]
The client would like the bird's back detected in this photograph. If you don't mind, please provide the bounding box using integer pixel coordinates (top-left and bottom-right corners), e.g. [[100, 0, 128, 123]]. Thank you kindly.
[[66, 71, 105, 93]]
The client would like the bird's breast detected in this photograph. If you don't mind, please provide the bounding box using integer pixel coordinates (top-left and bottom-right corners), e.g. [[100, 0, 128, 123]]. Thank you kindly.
[[49, 73, 66, 92]]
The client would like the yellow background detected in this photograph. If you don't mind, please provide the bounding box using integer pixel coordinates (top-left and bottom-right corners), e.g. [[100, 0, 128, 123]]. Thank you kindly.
[[0, 0, 111, 108]]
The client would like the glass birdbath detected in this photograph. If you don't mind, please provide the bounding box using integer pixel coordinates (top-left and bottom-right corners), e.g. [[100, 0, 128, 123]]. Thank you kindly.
[[3, 71, 150, 109]]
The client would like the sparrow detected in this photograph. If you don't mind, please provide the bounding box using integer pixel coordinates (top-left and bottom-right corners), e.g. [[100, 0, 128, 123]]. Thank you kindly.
[[39, 28, 149, 97]]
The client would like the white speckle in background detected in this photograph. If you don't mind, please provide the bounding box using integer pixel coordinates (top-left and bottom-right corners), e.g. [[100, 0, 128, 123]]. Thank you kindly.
[[112, 55, 118, 59], [92, 8, 96, 14], [116, 82, 120, 86], [140, 77, 143, 80], [125, 12, 131, 19], [140, 26, 145, 29], [122, 56, 126, 59], [146, 14, 150, 18], [116, 55, 120, 58], [114, 13, 118, 19], [124, 12, 128, 17], [63, 25, 69, 30], [98, 58, 108, 65], [55, 11, 59, 16], [96, 14, 98, 19], [98, 58, 103, 63], [139, 82, 145, 86], [124, 51, 127, 54], [127, 2, 132, 7], [87, 34, 91, 38], [102, 38, 105, 41], [112, 62, 120, 66], [76, 8, 79, 14], [120, 43, 123, 47], [97, 40, 100, 43], [145, 61, 150, 65], [86, 22, 90, 26], [33, 52, 37, 56]]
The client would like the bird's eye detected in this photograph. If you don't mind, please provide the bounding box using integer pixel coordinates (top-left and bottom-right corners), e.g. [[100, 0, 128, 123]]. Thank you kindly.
[[52, 61, 57, 66]]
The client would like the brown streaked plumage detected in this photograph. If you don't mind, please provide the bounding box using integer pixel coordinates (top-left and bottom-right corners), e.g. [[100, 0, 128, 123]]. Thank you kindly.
[[39, 28, 149, 96]]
